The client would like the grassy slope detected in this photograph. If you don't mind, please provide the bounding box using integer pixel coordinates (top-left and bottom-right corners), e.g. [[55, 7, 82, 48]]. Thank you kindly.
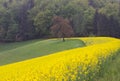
[[0, 39, 85, 66], [0, 39, 42, 52]]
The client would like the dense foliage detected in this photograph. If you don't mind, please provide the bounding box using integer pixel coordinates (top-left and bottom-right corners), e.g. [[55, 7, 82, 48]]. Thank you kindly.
[[51, 16, 74, 41], [0, 0, 120, 42]]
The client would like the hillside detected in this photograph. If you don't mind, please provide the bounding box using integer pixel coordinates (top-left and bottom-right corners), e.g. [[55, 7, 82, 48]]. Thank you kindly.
[[0, 39, 85, 66], [0, 0, 120, 80], [0, 37, 120, 81]]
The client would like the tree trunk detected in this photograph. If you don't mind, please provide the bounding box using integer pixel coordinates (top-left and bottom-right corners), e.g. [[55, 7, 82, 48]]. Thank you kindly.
[[63, 37, 65, 42], [62, 33, 65, 42]]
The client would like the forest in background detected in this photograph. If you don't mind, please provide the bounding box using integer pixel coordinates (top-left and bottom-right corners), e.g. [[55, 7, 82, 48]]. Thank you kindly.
[[0, 0, 120, 42]]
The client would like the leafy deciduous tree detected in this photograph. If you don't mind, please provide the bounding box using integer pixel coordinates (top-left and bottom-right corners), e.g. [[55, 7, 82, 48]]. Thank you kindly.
[[51, 16, 74, 42]]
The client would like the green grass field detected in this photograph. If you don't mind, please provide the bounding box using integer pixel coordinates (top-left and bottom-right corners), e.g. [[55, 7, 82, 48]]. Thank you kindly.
[[0, 39, 85, 66], [0, 39, 42, 52]]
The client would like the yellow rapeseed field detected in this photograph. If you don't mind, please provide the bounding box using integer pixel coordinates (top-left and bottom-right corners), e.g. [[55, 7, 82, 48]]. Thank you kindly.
[[0, 37, 120, 81]]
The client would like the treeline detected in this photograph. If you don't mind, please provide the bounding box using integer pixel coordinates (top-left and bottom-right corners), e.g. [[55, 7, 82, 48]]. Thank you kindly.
[[0, 0, 120, 42]]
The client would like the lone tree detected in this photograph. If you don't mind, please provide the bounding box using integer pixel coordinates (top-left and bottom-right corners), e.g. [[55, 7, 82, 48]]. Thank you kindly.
[[50, 16, 74, 42]]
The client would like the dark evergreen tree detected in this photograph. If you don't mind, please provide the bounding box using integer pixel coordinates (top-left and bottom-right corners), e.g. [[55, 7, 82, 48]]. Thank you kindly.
[[93, 9, 99, 35]]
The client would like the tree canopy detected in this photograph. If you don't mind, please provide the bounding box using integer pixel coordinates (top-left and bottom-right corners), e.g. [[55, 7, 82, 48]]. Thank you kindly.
[[51, 16, 74, 41], [0, 0, 119, 42]]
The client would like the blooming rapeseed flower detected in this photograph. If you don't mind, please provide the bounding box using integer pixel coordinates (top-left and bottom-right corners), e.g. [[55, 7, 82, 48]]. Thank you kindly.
[[0, 37, 120, 81]]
